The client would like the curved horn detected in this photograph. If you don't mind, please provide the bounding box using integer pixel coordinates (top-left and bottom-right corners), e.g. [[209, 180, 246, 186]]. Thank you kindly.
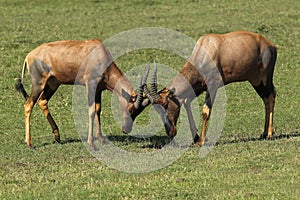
[[143, 63, 151, 85], [143, 85, 154, 104], [150, 60, 160, 100], [134, 77, 144, 109], [143, 64, 156, 103], [133, 64, 151, 109]]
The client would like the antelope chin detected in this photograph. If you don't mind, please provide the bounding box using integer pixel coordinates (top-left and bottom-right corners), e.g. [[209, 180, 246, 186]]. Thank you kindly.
[[166, 125, 177, 137], [122, 122, 133, 134]]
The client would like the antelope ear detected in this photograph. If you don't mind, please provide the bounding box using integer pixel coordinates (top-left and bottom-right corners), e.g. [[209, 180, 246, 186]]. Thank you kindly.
[[167, 87, 176, 97], [121, 89, 131, 102], [156, 89, 170, 107]]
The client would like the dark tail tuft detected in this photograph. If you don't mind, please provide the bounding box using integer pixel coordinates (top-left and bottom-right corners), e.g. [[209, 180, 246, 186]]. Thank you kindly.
[[15, 78, 29, 100]]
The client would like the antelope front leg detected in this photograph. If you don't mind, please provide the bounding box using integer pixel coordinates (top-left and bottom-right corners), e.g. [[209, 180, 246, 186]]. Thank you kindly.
[[86, 82, 97, 150], [95, 102, 105, 144], [88, 104, 96, 150], [183, 100, 199, 144], [95, 90, 103, 141], [195, 103, 211, 147]]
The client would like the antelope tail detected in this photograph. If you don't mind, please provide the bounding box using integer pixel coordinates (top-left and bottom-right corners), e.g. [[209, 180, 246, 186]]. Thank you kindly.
[[15, 61, 29, 100]]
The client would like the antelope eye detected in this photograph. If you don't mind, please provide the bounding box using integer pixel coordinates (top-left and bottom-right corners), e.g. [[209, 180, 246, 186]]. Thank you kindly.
[[128, 104, 135, 114], [130, 95, 137, 102]]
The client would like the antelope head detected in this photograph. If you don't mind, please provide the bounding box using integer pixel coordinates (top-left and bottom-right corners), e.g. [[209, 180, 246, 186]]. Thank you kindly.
[[128, 77, 151, 121], [119, 73, 151, 134], [142, 61, 181, 137]]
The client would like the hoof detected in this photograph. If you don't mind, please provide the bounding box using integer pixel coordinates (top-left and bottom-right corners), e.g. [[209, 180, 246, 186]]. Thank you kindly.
[[259, 133, 274, 140], [24, 140, 32, 148], [193, 133, 205, 147], [260, 130, 268, 139], [53, 130, 61, 143], [193, 141, 204, 147], [98, 136, 105, 144], [260, 134, 267, 140], [54, 138, 61, 144], [96, 135, 109, 145], [260, 132, 274, 140], [25, 143, 35, 149], [267, 135, 274, 140], [193, 134, 200, 144], [268, 131, 275, 140], [88, 143, 97, 151]]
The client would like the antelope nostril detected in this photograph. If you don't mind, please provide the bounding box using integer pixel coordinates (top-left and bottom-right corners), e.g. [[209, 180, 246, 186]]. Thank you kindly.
[[122, 122, 133, 134], [164, 120, 177, 137], [169, 126, 177, 137]]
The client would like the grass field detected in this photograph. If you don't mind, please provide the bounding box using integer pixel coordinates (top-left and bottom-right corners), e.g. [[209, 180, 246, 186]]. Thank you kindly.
[[0, 0, 299, 199]]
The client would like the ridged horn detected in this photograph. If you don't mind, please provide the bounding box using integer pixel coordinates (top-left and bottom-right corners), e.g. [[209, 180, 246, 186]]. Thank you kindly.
[[134, 77, 144, 109], [150, 60, 160, 100], [133, 64, 151, 108], [143, 85, 155, 104]]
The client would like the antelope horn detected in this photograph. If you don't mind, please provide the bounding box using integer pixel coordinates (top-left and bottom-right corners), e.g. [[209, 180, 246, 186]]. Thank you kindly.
[[150, 60, 160, 100], [134, 77, 144, 109], [133, 64, 151, 108], [142, 63, 156, 104], [143, 85, 155, 104], [143, 63, 151, 85]]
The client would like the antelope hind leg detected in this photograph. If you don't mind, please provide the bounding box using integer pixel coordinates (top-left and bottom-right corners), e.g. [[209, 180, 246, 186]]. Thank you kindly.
[[37, 83, 61, 143]]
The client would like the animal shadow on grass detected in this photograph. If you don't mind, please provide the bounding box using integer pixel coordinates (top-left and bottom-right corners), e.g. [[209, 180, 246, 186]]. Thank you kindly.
[[216, 131, 300, 146], [106, 135, 172, 149], [33, 131, 299, 149], [34, 137, 82, 148], [64, 134, 173, 150]]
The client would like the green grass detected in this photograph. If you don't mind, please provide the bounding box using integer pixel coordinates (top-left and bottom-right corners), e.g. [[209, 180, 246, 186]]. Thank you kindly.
[[1, 0, 299, 199]]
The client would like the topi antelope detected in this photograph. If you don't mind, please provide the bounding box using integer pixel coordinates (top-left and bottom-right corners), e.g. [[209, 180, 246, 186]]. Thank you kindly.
[[144, 31, 277, 146], [16, 39, 147, 149]]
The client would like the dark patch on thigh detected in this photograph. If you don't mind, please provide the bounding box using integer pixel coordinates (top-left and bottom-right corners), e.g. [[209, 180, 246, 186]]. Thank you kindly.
[[253, 81, 272, 98]]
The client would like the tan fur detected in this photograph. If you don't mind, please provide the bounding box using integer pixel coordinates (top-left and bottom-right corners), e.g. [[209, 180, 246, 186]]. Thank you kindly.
[[18, 39, 140, 148], [153, 31, 277, 145]]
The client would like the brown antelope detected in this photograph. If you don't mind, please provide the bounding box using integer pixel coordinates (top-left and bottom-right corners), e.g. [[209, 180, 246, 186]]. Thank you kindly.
[[144, 31, 277, 146], [16, 39, 147, 149]]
